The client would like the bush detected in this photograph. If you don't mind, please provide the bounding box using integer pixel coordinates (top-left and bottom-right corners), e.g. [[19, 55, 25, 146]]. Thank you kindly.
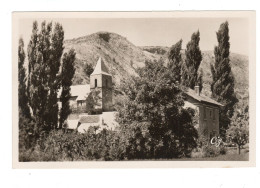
[[99, 33, 110, 42], [203, 145, 220, 157]]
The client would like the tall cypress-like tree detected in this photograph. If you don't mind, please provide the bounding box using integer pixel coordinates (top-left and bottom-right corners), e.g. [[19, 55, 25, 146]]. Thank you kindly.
[[18, 38, 30, 119], [27, 21, 52, 129], [27, 21, 38, 107], [182, 31, 202, 90], [197, 68, 203, 93], [27, 21, 68, 131], [45, 23, 64, 129], [211, 21, 238, 134], [167, 39, 183, 83], [59, 49, 76, 128]]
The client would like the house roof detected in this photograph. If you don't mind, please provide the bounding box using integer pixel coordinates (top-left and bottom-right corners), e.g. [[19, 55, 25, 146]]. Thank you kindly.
[[79, 115, 100, 124], [57, 84, 90, 101], [91, 57, 111, 76], [185, 88, 223, 107]]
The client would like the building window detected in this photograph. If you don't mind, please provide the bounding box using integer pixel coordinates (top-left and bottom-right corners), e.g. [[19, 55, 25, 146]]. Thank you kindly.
[[95, 79, 97, 88], [204, 107, 206, 119]]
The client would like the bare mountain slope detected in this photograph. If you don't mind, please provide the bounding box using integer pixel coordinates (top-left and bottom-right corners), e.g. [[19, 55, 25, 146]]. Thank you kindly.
[[64, 32, 159, 85]]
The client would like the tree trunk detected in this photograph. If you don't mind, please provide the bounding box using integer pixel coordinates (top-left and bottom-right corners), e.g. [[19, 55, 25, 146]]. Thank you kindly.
[[238, 145, 241, 155]]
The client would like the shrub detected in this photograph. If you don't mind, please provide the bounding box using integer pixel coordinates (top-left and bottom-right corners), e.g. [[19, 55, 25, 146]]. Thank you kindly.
[[219, 146, 227, 155], [99, 33, 110, 42], [203, 145, 220, 157]]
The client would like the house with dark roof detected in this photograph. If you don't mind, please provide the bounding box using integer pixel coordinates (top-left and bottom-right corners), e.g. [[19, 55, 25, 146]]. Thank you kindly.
[[184, 86, 223, 139]]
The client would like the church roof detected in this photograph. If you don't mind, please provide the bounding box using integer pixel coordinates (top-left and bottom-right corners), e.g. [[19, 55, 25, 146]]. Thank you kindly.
[[57, 84, 90, 101], [91, 57, 111, 76], [185, 88, 223, 107]]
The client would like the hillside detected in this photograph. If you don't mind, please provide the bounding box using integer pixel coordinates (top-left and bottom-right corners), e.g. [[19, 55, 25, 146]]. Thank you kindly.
[[64, 32, 159, 85], [64, 32, 248, 102]]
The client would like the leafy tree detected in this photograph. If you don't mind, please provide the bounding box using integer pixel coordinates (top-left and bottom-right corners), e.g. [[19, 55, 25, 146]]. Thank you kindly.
[[226, 104, 249, 154], [59, 49, 76, 128], [27, 20, 74, 131], [116, 60, 198, 158], [84, 63, 94, 77], [86, 89, 102, 114], [27, 21, 38, 108], [211, 21, 238, 135], [197, 68, 203, 93], [18, 38, 31, 119], [27, 21, 52, 130], [99, 33, 110, 42], [167, 39, 183, 83], [45, 23, 64, 129], [182, 31, 202, 90]]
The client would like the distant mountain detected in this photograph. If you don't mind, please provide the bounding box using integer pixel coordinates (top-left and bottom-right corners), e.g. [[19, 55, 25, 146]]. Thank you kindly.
[[64, 32, 248, 103]]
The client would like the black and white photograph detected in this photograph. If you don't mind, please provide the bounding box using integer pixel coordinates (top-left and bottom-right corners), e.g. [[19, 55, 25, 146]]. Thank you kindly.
[[12, 11, 255, 167]]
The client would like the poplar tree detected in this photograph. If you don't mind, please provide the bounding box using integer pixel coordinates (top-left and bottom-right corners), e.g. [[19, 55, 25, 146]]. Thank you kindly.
[[18, 38, 30, 119], [27, 21, 52, 129], [45, 23, 64, 129], [27, 21, 38, 107], [182, 31, 202, 90], [27, 21, 68, 131], [211, 21, 238, 133], [59, 49, 76, 128], [167, 39, 182, 83]]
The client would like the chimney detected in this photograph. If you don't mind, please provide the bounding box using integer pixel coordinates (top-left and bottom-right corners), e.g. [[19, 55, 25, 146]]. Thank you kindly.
[[195, 86, 200, 96]]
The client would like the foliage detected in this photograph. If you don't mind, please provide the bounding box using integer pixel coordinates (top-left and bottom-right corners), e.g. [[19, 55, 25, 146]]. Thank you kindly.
[[99, 33, 110, 42], [18, 38, 31, 119], [211, 21, 238, 136], [27, 21, 65, 131], [27, 21, 52, 129], [197, 68, 203, 93], [45, 23, 64, 129], [202, 145, 226, 157], [86, 89, 102, 114], [116, 60, 198, 158], [84, 63, 94, 77], [19, 128, 125, 161], [19, 111, 38, 150], [167, 39, 183, 83], [26, 20, 75, 132], [182, 31, 203, 90], [226, 104, 249, 154], [59, 49, 76, 127]]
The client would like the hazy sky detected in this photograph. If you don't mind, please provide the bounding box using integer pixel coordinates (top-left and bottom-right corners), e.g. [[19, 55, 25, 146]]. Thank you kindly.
[[19, 17, 249, 55]]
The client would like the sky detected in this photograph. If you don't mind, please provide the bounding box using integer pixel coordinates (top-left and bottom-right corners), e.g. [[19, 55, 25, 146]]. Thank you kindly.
[[18, 17, 249, 56]]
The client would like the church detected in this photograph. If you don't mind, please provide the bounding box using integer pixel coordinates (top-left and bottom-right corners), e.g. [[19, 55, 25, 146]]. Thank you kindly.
[[57, 57, 117, 133], [58, 57, 223, 138]]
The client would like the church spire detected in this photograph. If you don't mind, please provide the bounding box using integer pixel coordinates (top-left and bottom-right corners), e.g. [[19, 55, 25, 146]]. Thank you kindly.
[[91, 57, 111, 76]]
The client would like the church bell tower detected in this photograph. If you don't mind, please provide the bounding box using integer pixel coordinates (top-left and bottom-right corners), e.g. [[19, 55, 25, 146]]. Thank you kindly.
[[90, 57, 113, 112]]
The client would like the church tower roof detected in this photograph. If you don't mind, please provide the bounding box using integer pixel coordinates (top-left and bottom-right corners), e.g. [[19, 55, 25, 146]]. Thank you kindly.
[[91, 57, 111, 76]]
